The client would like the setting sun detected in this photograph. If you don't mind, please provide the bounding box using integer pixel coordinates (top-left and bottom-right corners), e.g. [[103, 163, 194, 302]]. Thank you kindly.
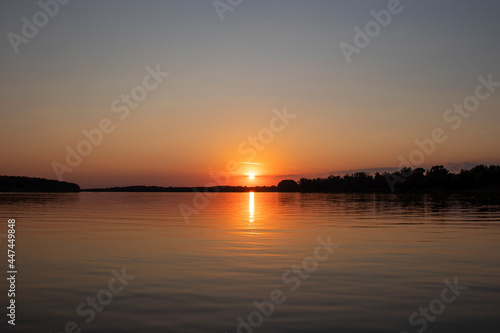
[[248, 173, 255, 180]]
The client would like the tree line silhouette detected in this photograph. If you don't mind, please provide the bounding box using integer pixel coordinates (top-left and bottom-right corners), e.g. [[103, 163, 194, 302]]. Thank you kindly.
[[2, 164, 499, 193], [0, 175, 80, 192], [278, 165, 500, 193]]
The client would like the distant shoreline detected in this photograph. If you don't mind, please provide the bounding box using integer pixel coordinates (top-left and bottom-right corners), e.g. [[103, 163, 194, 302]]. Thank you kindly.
[[82, 186, 278, 193], [2, 164, 499, 194], [81, 185, 500, 194]]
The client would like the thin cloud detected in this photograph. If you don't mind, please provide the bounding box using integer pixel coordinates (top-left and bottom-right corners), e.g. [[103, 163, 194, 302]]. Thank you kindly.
[[239, 162, 263, 165], [326, 167, 400, 176]]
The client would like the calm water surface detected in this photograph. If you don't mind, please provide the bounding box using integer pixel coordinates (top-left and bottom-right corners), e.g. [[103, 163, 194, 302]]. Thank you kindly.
[[1, 192, 500, 332]]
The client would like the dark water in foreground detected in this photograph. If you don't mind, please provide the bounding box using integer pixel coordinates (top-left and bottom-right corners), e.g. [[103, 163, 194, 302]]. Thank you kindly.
[[0, 192, 499, 333]]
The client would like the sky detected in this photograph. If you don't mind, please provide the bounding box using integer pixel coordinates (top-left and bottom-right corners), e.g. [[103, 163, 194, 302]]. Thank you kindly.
[[1, 0, 500, 188]]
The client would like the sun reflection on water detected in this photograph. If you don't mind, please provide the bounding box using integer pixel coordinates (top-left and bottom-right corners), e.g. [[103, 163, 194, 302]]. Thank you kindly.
[[249, 191, 255, 223]]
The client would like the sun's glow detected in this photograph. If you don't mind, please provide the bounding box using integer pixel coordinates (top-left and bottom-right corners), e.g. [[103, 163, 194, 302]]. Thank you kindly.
[[248, 173, 255, 180]]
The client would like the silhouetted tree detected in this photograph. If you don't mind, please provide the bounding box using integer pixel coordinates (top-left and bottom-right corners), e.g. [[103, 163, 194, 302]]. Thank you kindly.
[[277, 179, 300, 192]]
